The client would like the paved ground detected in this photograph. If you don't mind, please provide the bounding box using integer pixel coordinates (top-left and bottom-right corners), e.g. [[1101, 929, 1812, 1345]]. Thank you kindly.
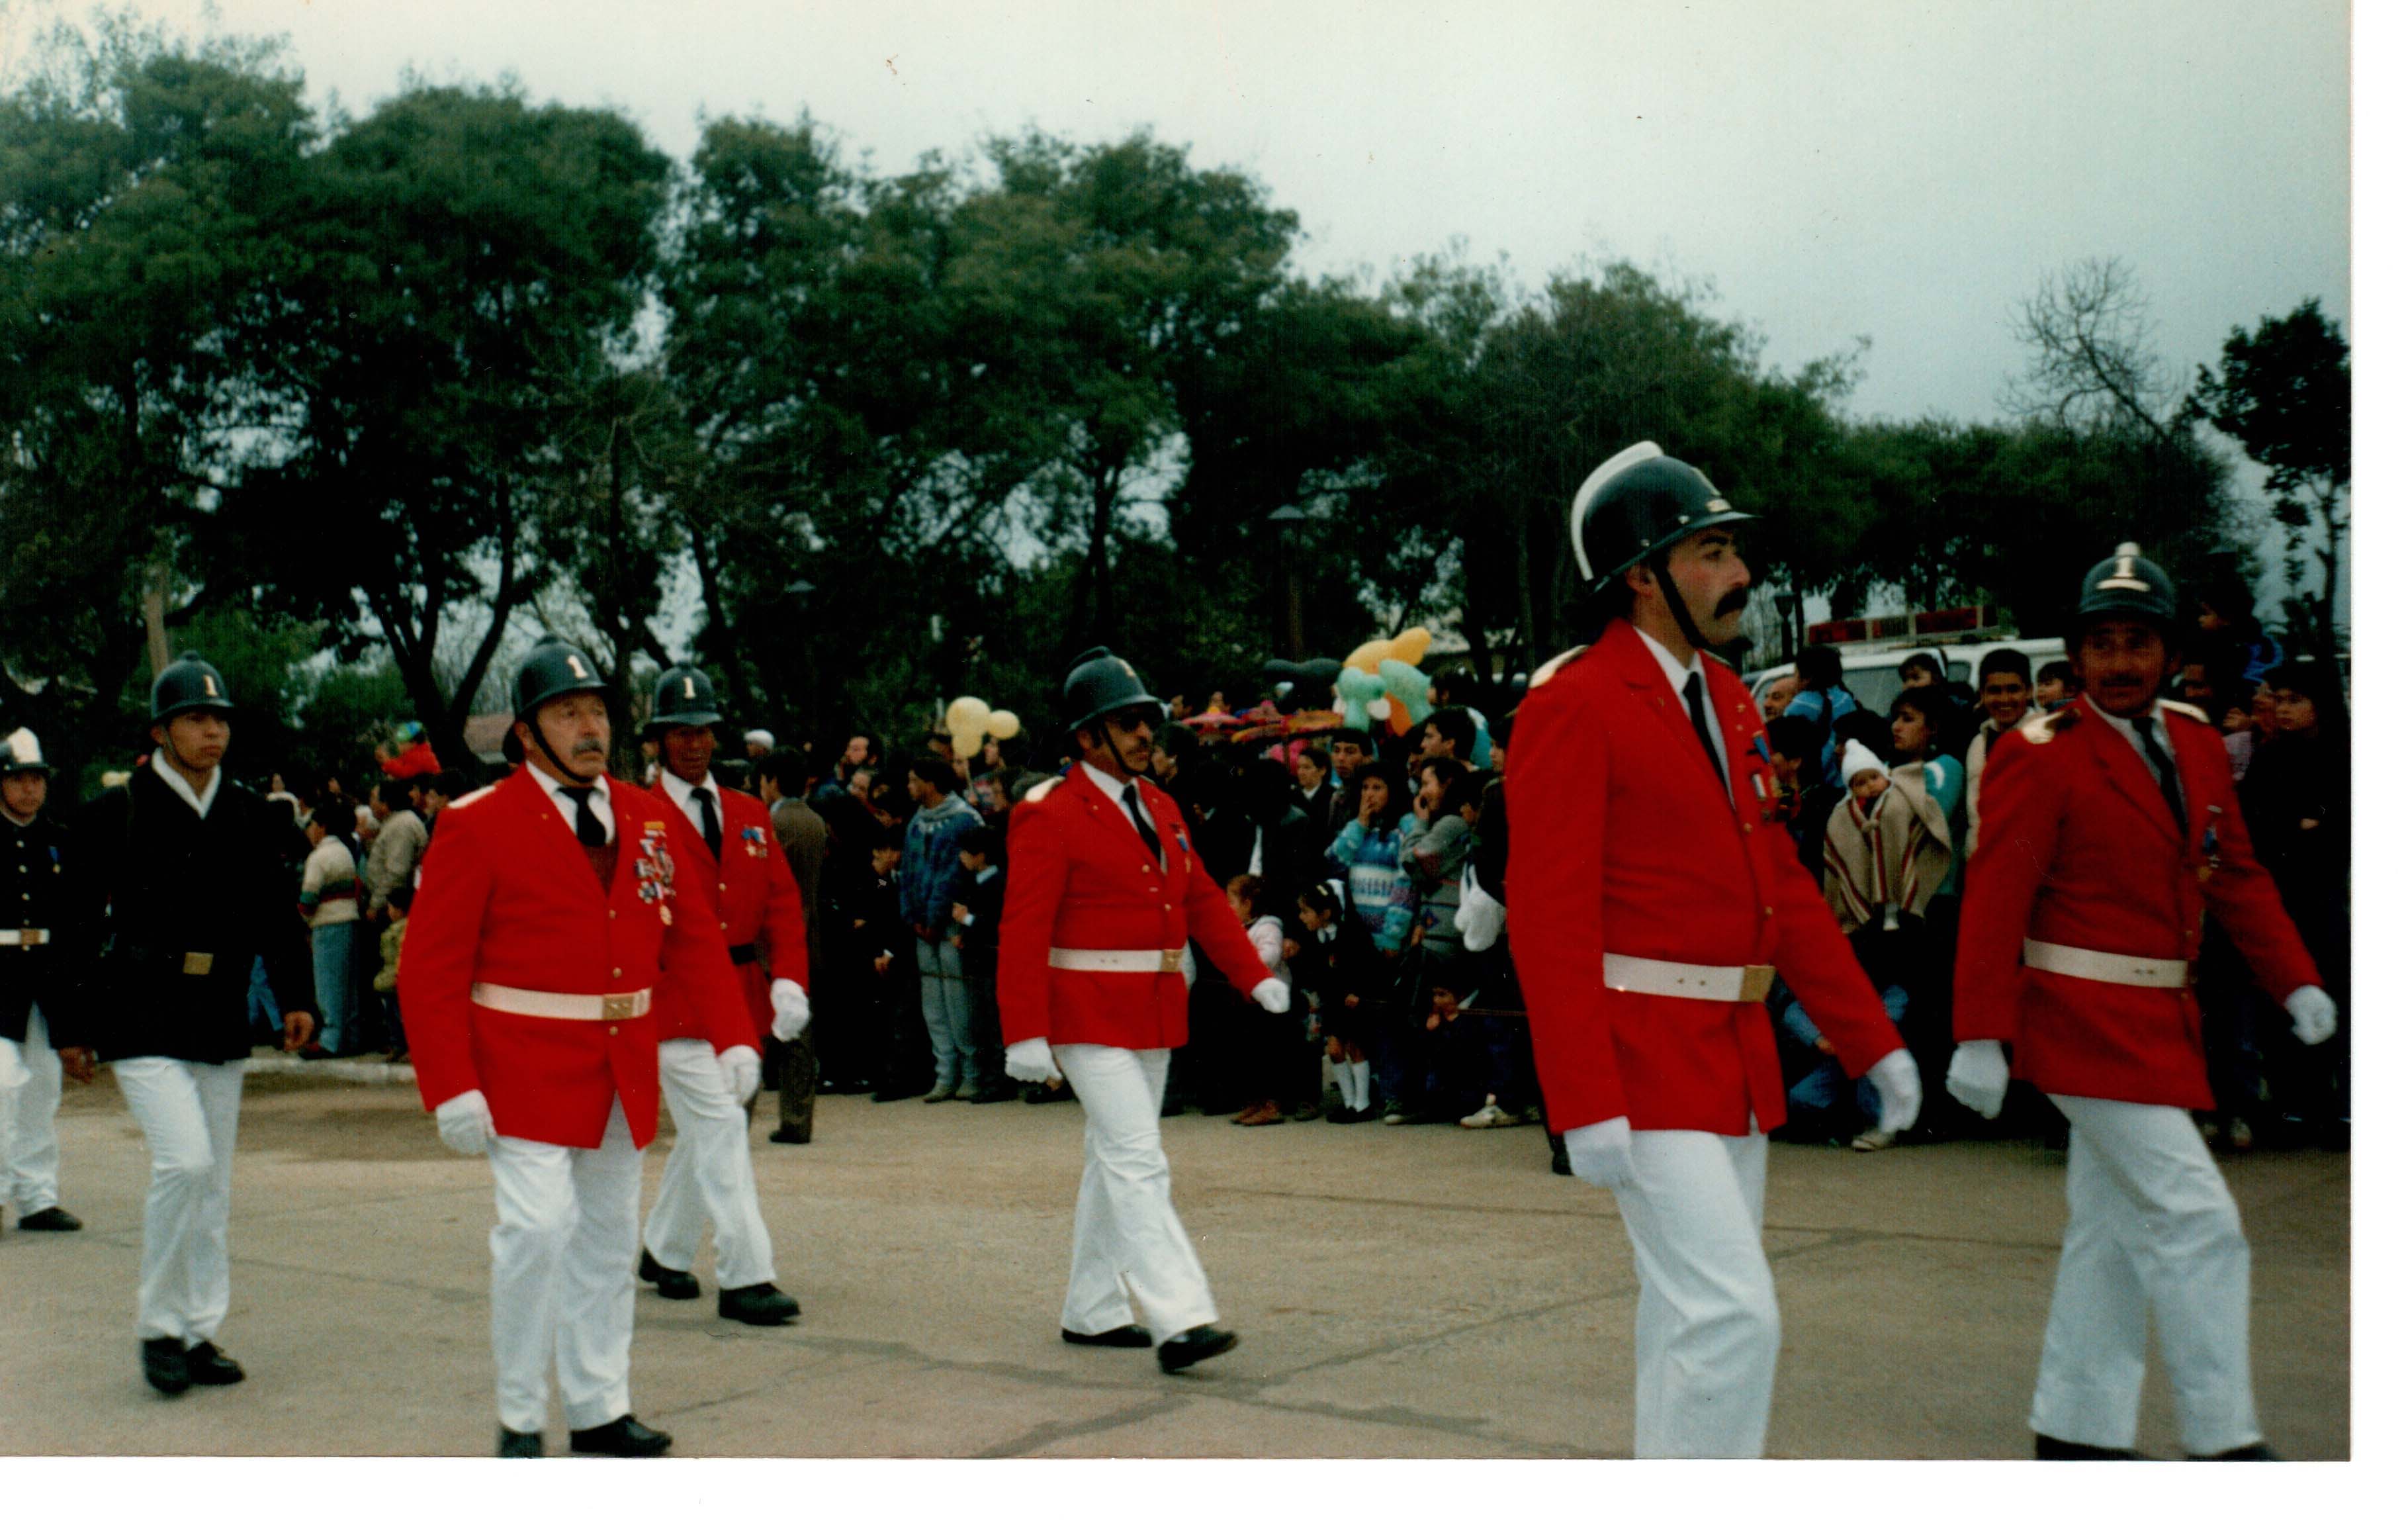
[[0, 1068, 2350, 1459]]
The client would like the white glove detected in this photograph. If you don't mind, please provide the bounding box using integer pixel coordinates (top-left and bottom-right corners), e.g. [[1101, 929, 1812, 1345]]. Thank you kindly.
[[1004, 1037, 1061, 1083], [434, 1089, 496, 1155], [719, 1044, 762, 1105], [0, 1037, 27, 1092], [2285, 985, 2338, 1047], [1865, 1048, 1923, 1134], [1250, 978, 1292, 1014], [1562, 1117, 1636, 1191], [1945, 1040, 2010, 1120], [770, 978, 812, 1042]]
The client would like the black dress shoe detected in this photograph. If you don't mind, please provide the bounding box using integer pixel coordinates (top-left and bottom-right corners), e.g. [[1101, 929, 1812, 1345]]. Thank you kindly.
[[184, 1340, 245, 1386], [141, 1338, 191, 1396], [767, 1127, 810, 1144], [2035, 1433, 2143, 1460], [1061, 1324, 1153, 1348], [968, 1085, 1015, 1104], [637, 1248, 700, 1301], [497, 1426, 543, 1457], [15, 1205, 81, 1231], [2192, 1442, 2280, 1460], [568, 1414, 672, 1457], [870, 1088, 915, 1103], [1157, 1324, 1239, 1373], [718, 1282, 801, 1325]]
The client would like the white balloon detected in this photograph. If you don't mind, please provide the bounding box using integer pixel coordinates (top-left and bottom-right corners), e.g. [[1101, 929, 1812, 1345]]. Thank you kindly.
[[1366, 697, 1392, 721]]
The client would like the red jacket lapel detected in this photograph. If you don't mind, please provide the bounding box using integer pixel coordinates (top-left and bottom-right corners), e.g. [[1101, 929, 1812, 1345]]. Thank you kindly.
[[507, 766, 609, 901], [1601, 621, 1734, 796], [2075, 696, 2184, 847]]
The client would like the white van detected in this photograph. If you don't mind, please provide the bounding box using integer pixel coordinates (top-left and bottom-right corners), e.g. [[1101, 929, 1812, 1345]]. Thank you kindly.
[[1742, 636, 2065, 720]]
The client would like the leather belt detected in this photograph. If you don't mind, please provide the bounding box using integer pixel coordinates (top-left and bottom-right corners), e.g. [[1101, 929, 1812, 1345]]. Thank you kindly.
[[470, 982, 654, 1021], [0, 928, 50, 947], [1602, 952, 1776, 1003], [729, 945, 759, 967], [2022, 939, 2192, 989], [1049, 947, 1188, 974]]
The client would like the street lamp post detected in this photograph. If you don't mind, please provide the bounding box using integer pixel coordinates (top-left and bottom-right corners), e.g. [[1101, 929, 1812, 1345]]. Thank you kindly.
[[1268, 506, 1308, 662]]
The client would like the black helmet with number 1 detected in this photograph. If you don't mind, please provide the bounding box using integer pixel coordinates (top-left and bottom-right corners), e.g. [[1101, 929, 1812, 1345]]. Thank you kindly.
[[647, 665, 725, 732], [1569, 442, 1756, 648], [505, 637, 610, 766]]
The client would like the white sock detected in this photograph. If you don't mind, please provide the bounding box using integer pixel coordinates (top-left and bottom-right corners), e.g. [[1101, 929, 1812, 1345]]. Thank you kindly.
[[1347, 1060, 1372, 1110]]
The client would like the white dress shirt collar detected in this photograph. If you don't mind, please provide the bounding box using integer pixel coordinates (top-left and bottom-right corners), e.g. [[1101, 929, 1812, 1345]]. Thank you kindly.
[[541, 768, 615, 844], [660, 768, 722, 834], [1082, 760, 1159, 850], [150, 751, 222, 817]]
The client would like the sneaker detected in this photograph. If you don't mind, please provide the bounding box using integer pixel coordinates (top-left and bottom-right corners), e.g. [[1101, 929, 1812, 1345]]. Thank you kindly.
[[1459, 1102, 1529, 1129], [922, 1083, 958, 1103], [1851, 1127, 1898, 1152], [1235, 1103, 1285, 1127], [954, 1083, 984, 1103], [1379, 1099, 1409, 1126]]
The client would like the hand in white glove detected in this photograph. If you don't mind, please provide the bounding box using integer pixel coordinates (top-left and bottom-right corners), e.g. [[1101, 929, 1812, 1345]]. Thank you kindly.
[[2285, 985, 2338, 1047], [1865, 1047, 1923, 1135], [1004, 1037, 1062, 1083], [1563, 1117, 1636, 1191], [719, 1044, 762, 1105], [1945, 1040, 2010, 1120], [1250, 978, 1291, 1015], [435, 1089, 496, 1155], [770, 978, 812, 1042]]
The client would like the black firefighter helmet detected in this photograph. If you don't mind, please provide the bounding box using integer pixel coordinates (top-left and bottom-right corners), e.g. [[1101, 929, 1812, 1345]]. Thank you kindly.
[[504, 636, 610, 764], [1570, 442, 1756, 596], [150, 651, 237, 724], [2075, 541, 2179, 630], [648, 665, 725, 733], [1062, 646, 1163, 736]]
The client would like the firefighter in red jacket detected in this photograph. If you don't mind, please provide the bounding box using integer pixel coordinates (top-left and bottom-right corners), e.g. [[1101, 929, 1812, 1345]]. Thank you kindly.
[[634, 666, 807, 1326], [401, 639, 757, 1459], [1947, 544, 2335, 1461], [1507, 443, 1920, 1458], [997, 647, 1288, 1375]]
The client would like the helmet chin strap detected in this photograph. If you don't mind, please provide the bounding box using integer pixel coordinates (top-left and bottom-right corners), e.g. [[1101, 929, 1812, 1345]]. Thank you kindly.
[[1650, 551, 1713, 654]]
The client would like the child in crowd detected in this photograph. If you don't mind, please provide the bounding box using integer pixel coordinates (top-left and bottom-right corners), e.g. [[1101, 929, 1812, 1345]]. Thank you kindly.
[[370, 884, 412, 1062], [1291, 882, 1380, 1123], [1226, 874, 1298, 1127], [949, 825, 1010, 1102], [2033, 659, 2080, 710], [860, 825, 928, 1103], [1325, 759, 1421, 1121]]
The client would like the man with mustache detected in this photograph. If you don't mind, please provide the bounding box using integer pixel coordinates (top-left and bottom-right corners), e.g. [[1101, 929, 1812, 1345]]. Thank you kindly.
[[1947, 543, 2334, 1460], [997, 647, 1288, 1373], [1507, 443, 1919, 1457], [402, 637, 757, 1457]]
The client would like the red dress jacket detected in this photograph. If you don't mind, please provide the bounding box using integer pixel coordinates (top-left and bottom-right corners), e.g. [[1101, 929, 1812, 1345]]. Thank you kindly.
[[650, 779, 810, 1040], [1953, 696, 2319, 1109], [400, 767, 753, 1149], [1505, 622, 1902, 1135], [998, 766, 1272, 1051]]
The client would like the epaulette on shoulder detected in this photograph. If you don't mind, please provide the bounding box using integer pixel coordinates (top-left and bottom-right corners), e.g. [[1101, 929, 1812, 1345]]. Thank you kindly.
[[2159, 700, 2211, 727], [449, 784, 497, 809], [2016, 705, 2079, 747], [1022, 776, 1063, 803], [1529, 645, 1591, 690]]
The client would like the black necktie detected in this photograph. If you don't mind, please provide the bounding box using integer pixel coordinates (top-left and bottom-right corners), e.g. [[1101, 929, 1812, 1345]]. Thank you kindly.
[[695, 788, 722, 860], [560, 784, 607, 848], [1121, 782, 1163, 860], [1683, 670, 1728, 794], [2132, 715, 2188, 833]]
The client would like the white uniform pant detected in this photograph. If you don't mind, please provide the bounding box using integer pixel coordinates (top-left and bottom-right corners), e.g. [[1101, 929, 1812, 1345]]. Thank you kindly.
[[3, 1004, 64, 1215], [1054, 1044, 1217, 1340], [114, 1056, 246, 1345], [1609, 1129, 1777, 1458], [488, 1099, 645, 1433], [641, 1038, 776, 1289], [2032, 1094, 2260, 1455]]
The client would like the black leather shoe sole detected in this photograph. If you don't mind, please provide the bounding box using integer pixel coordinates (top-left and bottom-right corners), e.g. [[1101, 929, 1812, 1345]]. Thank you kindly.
[[184, 1341, 245, 1386], [637, 1249, 701, 1301], [498, 1427, 543, 1458], [568, 1415, 672, 1457], [1157, 1326, 1239, 1373], [718, 1284, 801, 1325], [141, 1338, 190, 1397], [15, 1206, 82, 1231], [2035, 1433, 2144, 1460], [1061, 1324, 1153, 1349], [767, 1127, 810, 1144]]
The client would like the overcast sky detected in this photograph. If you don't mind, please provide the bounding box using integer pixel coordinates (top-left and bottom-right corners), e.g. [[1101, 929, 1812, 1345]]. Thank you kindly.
[[0, 0, 2357, 614]]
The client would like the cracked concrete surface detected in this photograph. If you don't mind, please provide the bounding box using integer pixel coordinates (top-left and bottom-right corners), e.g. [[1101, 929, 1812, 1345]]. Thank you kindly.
[[0, 1070, 2349, 1459]]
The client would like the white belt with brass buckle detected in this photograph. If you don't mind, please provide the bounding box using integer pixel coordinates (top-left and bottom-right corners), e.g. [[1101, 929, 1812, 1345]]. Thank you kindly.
[[1048, 947, 1187, 974], [2022, 939, 2192, 989], [0, 928, 50, 946], [470, 982, 654, 1021], [1603, 952, 1776, 1003]]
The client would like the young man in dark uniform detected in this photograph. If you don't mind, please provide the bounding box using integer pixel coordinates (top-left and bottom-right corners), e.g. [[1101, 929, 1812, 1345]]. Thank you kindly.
[[2, 728, 81, 1232], [54, 653, 317, 1396]]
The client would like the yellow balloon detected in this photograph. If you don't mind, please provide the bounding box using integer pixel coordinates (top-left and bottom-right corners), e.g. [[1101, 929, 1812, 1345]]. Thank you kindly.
[[944, 696, 991, 731], [987, 710, 1021, 741], [1343, 638, 1393, 673], [1388, 626, 1433, 666]]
